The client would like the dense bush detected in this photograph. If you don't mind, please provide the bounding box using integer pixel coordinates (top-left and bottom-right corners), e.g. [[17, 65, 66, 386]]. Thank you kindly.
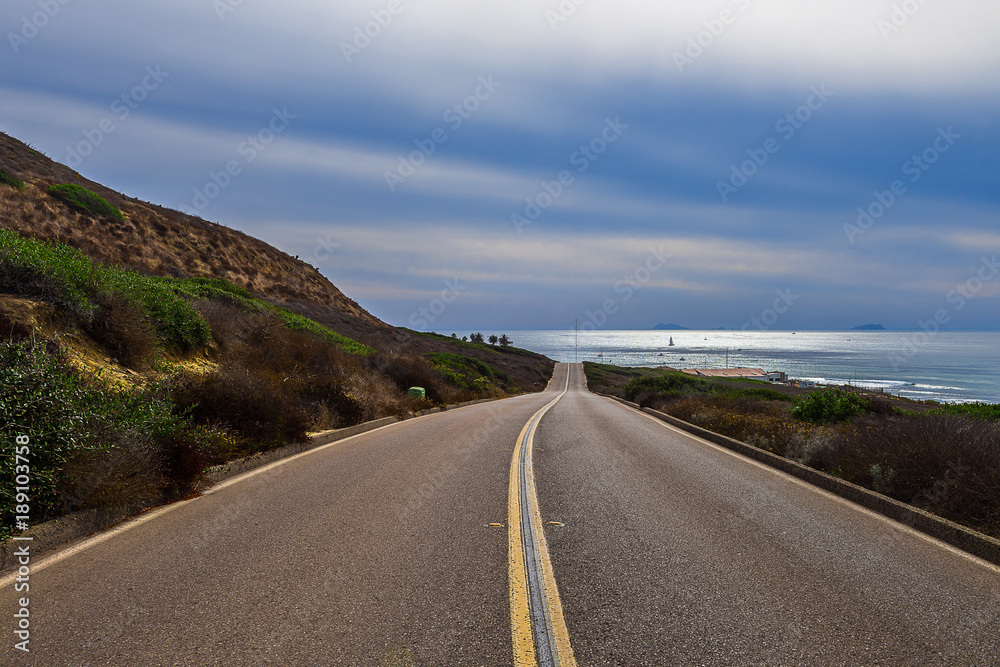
[[931, 402, 1000, 421], [85, 291, 158, 368], [48, 183, 124, 220], [660, 395, 814, 456], [0, 341, 219, 538], [819, 415, 1000, 536], [174, 306, 391, 453], [623, 372, 702, 402], [791, 388, 873, 424], [171, 368, 311, 454], [106, 270, 212, 351], [368, 352, 446, 403], [429, 352, 509, 393]]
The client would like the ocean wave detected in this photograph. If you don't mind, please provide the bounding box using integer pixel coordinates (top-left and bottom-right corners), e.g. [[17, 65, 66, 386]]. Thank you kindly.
[[798, 377, 913, 389]]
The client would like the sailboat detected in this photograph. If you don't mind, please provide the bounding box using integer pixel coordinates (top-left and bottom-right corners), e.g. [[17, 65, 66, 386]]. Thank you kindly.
[[668, 337, 675, 347]]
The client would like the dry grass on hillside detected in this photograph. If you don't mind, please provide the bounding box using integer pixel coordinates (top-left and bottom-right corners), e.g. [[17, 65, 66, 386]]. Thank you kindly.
[[0, 131, 384, 337]]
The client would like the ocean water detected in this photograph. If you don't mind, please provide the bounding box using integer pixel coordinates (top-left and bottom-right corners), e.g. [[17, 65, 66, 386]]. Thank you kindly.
[[450, 330, 1000, 404]]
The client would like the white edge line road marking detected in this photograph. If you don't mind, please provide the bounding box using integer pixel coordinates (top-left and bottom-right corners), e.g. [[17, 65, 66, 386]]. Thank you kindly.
[[0, 400, 529, 587], [602, 395, 1000, 576]]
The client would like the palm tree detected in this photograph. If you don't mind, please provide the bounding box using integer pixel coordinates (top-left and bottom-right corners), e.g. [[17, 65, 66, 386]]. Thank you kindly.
[[498, 334, 512, 347], [470, 332, 485, 343], [488, 334, 498, 345]]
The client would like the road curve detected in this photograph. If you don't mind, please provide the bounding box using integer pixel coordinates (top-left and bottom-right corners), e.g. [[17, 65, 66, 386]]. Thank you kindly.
[[3, 362, 998, 665]]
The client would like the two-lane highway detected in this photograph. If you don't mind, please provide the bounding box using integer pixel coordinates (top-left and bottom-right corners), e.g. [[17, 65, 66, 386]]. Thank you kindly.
[[3, 362, 998, 665]]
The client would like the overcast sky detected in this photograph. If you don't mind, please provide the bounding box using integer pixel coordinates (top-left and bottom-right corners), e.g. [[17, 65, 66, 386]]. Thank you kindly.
[[2, 1, 999, 331]]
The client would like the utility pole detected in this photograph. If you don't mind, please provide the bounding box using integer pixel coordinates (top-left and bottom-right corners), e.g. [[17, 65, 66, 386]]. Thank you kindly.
[[575, 319, 578, 363]]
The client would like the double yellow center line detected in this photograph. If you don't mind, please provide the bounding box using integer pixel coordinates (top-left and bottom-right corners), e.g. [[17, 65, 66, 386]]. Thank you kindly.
[[507, 367, 577, 667]]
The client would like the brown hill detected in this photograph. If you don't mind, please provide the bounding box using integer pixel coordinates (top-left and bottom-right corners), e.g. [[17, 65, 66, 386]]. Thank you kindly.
[[0, 130, 552, 392], [0, 131, 385, 340]]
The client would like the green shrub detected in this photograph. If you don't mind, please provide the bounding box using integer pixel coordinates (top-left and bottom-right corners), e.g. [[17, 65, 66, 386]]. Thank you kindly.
[[930, 402, 1000, 421], [623, 372, 702, 401], [172, 277, 260, 311], [0, 169, 25, 189], [272, 308, 373, 356], [0, 230, 210, 351], [428, 352, 508, 391], [724, 387, 794, 402], [48, 184, 124, 220], [0, 341, 218, 538], [0, 228, 98, 315], [1, 343, 91, 531], [791, 389, 872, 424], [107, 272, 211, 351]]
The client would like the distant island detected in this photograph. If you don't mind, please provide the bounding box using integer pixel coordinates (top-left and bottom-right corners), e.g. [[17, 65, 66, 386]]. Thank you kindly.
[[653, 323, 689, 330], [852, 324, 886, 330]]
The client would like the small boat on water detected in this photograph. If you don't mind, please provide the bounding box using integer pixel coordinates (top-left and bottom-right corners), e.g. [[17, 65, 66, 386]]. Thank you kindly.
[[668, 337, 675, 346]]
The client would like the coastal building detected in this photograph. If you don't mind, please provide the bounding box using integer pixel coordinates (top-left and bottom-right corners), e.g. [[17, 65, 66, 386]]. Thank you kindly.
[[681, 368, 787, 383]]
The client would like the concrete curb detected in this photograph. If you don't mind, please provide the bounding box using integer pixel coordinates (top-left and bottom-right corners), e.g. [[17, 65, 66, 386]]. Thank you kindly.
[[0, 395, 507, 570], [0, 503, 149, 571], [600, 394, 1000, 567], [205, 417, 402, 485]]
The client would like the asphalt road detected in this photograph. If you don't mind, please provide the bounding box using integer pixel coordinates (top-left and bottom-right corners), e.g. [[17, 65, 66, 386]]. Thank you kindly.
[[3, 362, 999, 665]]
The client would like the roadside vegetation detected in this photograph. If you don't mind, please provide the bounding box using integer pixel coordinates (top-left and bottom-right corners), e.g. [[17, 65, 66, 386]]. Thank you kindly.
[[586, 362, 1000, 539], [428, 352, 511, 394], [0, 230, 548, 535], [0, 341, 228, 540]]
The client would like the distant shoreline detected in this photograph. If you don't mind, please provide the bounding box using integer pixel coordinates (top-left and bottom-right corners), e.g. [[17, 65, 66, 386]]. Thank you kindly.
[[449, 330, 1000, 405]]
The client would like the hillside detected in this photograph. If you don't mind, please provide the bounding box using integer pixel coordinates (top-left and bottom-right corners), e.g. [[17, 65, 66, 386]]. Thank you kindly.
[[0, 129, 553, 535], [0, 131, 383, 337], [0, 130, 552, 388]]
